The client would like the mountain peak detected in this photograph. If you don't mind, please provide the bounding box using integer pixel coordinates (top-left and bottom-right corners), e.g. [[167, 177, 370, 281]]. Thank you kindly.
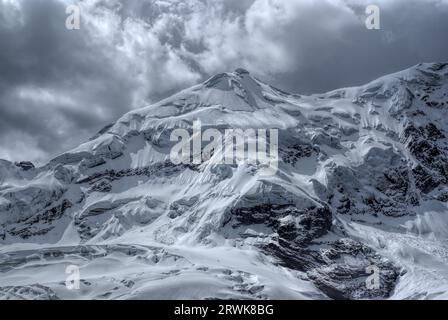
[[202, 68, 255, 89], [2, 64, 448, 300], [234, 67, 250, 75]]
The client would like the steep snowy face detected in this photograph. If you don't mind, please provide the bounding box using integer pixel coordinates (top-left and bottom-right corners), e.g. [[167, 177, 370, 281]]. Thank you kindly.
[[1, 63, 448, 300]]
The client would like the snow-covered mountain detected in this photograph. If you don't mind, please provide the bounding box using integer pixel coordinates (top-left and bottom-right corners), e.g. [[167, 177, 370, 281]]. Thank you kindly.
[[1, 63, 448, 300]]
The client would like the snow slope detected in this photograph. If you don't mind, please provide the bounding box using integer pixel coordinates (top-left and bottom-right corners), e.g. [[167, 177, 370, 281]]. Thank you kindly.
[[1, 63, 448, 300]]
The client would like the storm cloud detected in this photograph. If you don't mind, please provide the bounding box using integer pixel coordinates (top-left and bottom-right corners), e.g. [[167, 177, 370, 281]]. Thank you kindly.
[[0, 0, 447, 164]]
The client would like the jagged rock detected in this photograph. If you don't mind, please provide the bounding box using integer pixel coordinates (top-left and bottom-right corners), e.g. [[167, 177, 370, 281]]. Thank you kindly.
[[6, 200, 72, 239], [14, 161, 35, 171], [412, 165, 442, 194], [230, 204, 332, 247], [90, 180, 112, 193], [280, 143, 317, 166], [307, 239, 400, 300], [168, 196, 199, 219], [0, 284, 59, 300]]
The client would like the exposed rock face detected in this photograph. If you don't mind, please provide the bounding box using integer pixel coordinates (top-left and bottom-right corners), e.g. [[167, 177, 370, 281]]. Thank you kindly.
[[6, 199, 72, 239], [0, 284, 59, 300], [14, 161, 35, 171], [230, 204, 332, 246], [1, 63, 448, 300], [307, 239, 399, 300]]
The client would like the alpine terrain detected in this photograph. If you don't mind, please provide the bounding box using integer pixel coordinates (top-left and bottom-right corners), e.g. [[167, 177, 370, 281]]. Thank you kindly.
[[1, 62, 448, 300]]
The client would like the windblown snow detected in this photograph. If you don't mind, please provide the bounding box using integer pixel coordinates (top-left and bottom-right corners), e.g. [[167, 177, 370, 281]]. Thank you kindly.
[[1, 63, 448, 300]]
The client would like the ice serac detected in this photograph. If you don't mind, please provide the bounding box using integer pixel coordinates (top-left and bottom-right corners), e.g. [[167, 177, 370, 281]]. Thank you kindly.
[[1, 64, 448, 300]]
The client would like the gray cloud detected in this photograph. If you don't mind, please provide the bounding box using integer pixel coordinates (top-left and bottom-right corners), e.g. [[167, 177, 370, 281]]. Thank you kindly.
[[0, 0, 447, 164]]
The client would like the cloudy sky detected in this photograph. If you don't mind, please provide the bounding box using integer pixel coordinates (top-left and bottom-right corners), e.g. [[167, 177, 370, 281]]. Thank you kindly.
[[1, 0, 447, 164]]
